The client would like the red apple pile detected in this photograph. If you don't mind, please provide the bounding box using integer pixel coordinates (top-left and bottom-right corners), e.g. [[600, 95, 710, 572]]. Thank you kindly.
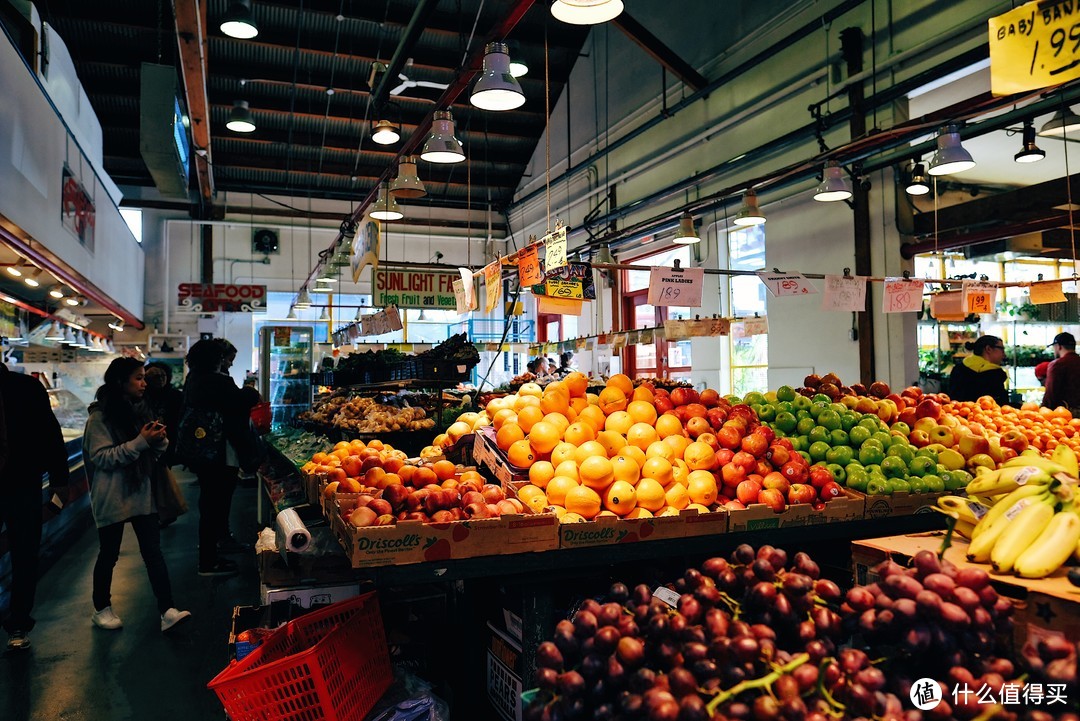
[[342, 477, 523, 528]]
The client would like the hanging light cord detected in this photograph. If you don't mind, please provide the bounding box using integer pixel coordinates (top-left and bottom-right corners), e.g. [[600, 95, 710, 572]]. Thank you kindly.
[[314, 0, 348, 190], [545, 25, 552, 232], [1063, 96, 1078, 271]]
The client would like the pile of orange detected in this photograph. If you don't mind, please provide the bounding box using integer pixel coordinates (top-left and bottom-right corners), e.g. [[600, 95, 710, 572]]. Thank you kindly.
[[944, 398, 1080, 454], [504, 373, 719, 523]]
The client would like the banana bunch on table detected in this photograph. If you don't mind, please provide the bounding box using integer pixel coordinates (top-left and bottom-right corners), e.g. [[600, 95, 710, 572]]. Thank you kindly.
[[934, 445, 1080, 579]]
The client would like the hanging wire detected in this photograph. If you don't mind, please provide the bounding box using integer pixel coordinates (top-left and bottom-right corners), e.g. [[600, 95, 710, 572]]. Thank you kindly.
[[314, 0, 348, 189], [544, 23, 552, 232], [1062, 94, 1078, 272], [350, 0, 392, 180]]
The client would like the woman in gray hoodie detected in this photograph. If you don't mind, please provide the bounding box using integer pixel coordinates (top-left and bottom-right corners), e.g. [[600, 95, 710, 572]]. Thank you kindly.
[[84, 357, 190, 633]]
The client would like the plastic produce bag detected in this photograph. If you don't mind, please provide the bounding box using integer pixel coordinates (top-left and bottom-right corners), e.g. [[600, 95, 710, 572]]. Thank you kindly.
[[364, 670, 449, 721]]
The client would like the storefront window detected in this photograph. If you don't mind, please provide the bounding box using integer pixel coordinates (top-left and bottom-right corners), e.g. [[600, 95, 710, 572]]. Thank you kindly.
[[728, 225, 766, 394], [621, 247, 693, 379]]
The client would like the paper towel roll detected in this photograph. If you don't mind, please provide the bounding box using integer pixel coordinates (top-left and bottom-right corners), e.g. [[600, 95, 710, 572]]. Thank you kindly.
[[275, 508, 312, 553]]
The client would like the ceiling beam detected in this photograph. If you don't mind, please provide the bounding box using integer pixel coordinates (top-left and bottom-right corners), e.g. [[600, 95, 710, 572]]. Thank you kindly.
[[173, 0, 215, 211], [611, 11, 707, 92], [375, 0, 441, 112]]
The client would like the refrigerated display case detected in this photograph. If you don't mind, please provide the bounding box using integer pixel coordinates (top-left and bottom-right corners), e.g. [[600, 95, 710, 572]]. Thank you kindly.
[[259, 325, 314, 429]]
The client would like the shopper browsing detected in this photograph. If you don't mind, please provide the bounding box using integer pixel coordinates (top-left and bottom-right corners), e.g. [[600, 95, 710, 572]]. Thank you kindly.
[[1042, 332, 1080, 412], [84, 358, 190, 634], [948, 335, 1009, 405]]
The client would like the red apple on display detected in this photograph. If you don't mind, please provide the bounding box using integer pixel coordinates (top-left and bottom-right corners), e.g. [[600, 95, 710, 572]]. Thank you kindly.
[[700, 389, 721, 408], [780, 461, 808, 485], [731, 451, 757, 474], [819, 481, 844, 500], [808, 465, 833, 489], [706, 407, 727, 429], [999, 429, 1029, 454], [716, 425, 743, 450], [912, 417, 938, 435], [855, 397, 878, 415], [876, 400, 898, 423], [670, 388, 693, 407], [728, 405, 755, 426], [736, 479, 762, 505], [766, 444, 791, 467], [715, 448, 735, 467], [655, 396, 675, 414], [754, 460, 772, 478], [368, 498, 392, 517], [885, 393, 906, 411], [740, 432, 769, 458], [915, 398, 942, 420], [763, 471, 792, 496], [684, 403, 708, 420], [803, 374, 822, 389], [928, 425, 956, 447], [685, 416, 711, 439], [849, 383, 867, 396], [788, 484, 816, 505], [724, 500, 746, 511], [868, 381, 891, 398], [721, 462, 746, 486], [697, 433, 720, 451], [957, 433, 990, 459], [758, 488, 787, 513]]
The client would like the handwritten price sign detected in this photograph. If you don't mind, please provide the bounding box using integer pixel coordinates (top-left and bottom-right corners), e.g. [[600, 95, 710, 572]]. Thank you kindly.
[[545, 278, 584, 299], [989, 1, 1080, 95], [518, 245, 543, 286], [961, 280, 997, 314], [647, 266, 704, 306], [484, 260, 501, 313], [758, 272, 818, 297], [453, 279, 469, 314], [821, 275, 867, 312], [1030, 281, 1067, 305], [543, 227, 568, 270], [882, 278, 925, 313]]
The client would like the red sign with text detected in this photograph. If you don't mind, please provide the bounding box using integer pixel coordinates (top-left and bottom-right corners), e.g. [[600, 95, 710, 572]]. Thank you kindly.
[[177, 283, 267, 312]]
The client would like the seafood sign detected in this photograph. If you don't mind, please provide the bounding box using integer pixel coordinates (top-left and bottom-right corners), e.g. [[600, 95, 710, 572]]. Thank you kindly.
[[177, 283, 266, 312]]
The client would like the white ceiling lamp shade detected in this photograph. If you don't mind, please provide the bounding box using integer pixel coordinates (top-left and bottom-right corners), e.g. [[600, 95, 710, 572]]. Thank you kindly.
[[371, 119, 400, 145], [550, 0, 624, 25], [65, 295, 82, 306], [672, 211, 701, 244], [471, 42, 526, 111], [1014, 120, 1046, 163], [594, 243, 614, 265], [108, 317, 125, 332], [316, 264, 337, 283], [421, 111, 466, 163], [286, 305, 298, 320], [1038, 106, 1080, 137], [226, 100, 256, 132], [23, 268, 43, 287], [390, 156, 426, 199], [294, 287, 312, 309], [813, 161, 853, 202], [369, 185, 404, 221], [62, 325, 76, 345], [90, 336, 104, 352], [48, 285, 65, 299], [927, 124, 975, 176], [906, 162, 930, 196], [733, 190, 767, 226], [6, 259, 25, 277], [220, 0, 259, 39], [311, 278, 333, 294], [44, 321, 64, 341], [319, 306, 330, 321]]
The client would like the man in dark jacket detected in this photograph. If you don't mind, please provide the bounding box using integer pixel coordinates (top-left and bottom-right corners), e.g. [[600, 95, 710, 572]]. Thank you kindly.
[[1043, 332, 1080, 412], [0, 363, 69, 651]]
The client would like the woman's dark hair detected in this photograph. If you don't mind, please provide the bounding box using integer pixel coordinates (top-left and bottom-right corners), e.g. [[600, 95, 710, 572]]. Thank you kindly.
[[94, 357, 146, 438], [560, 351, 573, 368], [965, 335, 1003, 355], [527, 359, 541, 373], [145, 361, 172, 385], [214, 338, 238, 357], [186, 338, 225, 372]]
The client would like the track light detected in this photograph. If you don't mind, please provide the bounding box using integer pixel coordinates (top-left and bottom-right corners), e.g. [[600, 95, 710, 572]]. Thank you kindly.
[[928, 124, 975, 176], [286, 305, 298, 320], [220, 0, 259, 39], [226, 100, 256, 132], [550, 0, 624, 25], [733, 190, 766, 226], [813, 161, 853, 202], [44, 321, 64, 341], [1038, 106, 1080, 137], [390, 156, 426, 198], [6, 259, 25, 277], [1014, 120, 1045, 163], [23, 268, 43, 287], [295, 288, 312, 309], [369, 185, 403, 221], [48, 285, 65, 299], [108, 318, 125, 332], [421, 111, 466, 163], [371, 119, 400, 145], [906, 163, 930, 195], [471, 43, 526, 111], [65, 296, 82, 306], [672, 212, 700, 244]]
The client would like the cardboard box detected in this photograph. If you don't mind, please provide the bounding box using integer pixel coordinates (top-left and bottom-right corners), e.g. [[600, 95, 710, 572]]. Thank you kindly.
[[330, 496, 558, 567], [474, 427, 530, 485], [558, 508, 728, 549], [859, 490, 946, 520], [487, 621, 524, 721], [303, 470, 327, 506], [257, 540, 355, 587], [727, 489, 865, 533], [260, 581, 361, 608]]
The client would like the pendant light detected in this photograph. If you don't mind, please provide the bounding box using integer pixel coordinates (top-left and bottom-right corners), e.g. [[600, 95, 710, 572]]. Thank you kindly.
[[390, 156, 426, 199], [62, 325, 76, 345], [371, 119, 400, 145], [286, 305, 298, 320], [311, 278, 333, 294], [90, 336, 104, 352], [369, 185, 403, 221], [927, 124, 975, 176], [319, 306, 330, 321], [355, 307, 364, 321], [672, 211, 700, 244], [509, 54, 528, 78], [226, 100, 256, 133], [48, 285, 65, 299], [316, 263, 337, 284], [23, 268, 43, 287], [6, 259, 25, 277], [294, 287, 312, 309], [550, 0, 624, 25], [733, 190, 766, 226], [65, 295, 83, 306], [421, 111, 466, 163], [471, 43, 526, 111], [108, 317, 125, 332], [594, 243, 614, 265], [1038, 106, 1080, 137], [906, 163, 930, 195], [1014, 120, 1045, 163], [44, 321, 64, 341], [220, 0, 259, 39], [813, 161, 853, 202]]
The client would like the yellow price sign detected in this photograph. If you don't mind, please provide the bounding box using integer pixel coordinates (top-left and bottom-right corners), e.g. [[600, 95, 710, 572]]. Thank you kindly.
[[989, 1, 1080, 95], [545, 278, 583, 299]]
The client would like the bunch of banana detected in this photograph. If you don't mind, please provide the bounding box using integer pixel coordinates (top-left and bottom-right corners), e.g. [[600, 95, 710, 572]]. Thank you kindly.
[[933, 495, 985, 539]]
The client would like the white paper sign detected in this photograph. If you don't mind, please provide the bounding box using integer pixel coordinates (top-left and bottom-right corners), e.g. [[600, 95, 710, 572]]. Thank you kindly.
[[453, 279, 469, 314], [385, 305, 403, 331], [647, 266, 704, 307], [758, 272, 818, 297], [821, 275, 867, 312], [882, 278, 925, 313], [543, 227, 568, 270], [961, 280, 997, 314], [745, 317, 769, 336], [458, 267, 476, 309]]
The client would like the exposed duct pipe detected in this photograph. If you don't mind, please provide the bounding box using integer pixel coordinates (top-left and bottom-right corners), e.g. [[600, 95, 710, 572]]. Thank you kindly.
[[370, 0, 441, 110], [899, 214, 1074, 258]]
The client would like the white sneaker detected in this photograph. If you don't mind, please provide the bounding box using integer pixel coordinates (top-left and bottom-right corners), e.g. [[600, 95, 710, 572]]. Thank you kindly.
[[92, 606, 123, 630], [160, 608, 191, 633]]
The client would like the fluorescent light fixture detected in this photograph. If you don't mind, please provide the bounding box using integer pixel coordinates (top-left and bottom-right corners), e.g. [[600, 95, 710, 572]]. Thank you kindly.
[[421, 111, 465, 163], [295, 288, 312, 309], [369, 186, 404, 221], [906, 163, 931, 196], [1015, 120, 1046, 163], [732, 190, 766, 226], [1038, 107, 1080, 137], [44, 321, 64, 341], [928, 124, 975, 176], [6, 260, 25, 277], [471, 43, 526, 111], [390, 156, 426, 199], [226, 100, 256, 133], [23, 268, 43, 287], [814, 161, 853, 202], [550, 0, 624, 25], [371, 119, 400, 145], [672, 211, 701, 244], [220, 0, 259, 39]]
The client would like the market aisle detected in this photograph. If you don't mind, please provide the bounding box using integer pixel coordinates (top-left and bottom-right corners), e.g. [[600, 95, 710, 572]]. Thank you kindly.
[[0, 472, 262, 721]]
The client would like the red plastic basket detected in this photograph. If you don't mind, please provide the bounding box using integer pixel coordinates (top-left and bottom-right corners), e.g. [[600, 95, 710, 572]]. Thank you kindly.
[[208, 592, 392, 721], [250, 402, 273, 435]]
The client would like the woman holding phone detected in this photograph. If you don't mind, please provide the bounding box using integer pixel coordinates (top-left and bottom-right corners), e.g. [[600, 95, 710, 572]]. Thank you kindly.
[[84, 358, 190, 633]]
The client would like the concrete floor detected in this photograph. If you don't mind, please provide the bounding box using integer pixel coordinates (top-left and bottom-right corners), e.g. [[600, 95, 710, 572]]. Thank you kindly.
[[0, 474, 262, 721]]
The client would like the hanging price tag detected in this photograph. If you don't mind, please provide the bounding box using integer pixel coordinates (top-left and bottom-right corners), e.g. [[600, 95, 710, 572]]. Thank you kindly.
[[930, 291, 967, 322], [385, 305, 403, 331], [962, 280, 997, 314], [664, 320, 689, 341], [612, 333, 627, 350], [453, 279, 469, 314], [640, 328, 654, 345], [518, 245, 543, 286], [744, 317, 769, 336], [458, 267, 476, 310], [1030, 281, 1067, 305], [484, 260, 501, 313], [821, 275, 867, 311], [585, 338, 594, 350], [627, 330, 640, 345], [882, 278, 925, 313], [988, 2, 1080, 96], [576, 338, 587, 351], [543, 226, 568, 270], [758, 272, 818, 297], [360, 315, 374, 336], [647, 266, 704, 306], [545, 279, 584, 299], [536, 296, 583, 316], [597, 334, 608, 346]]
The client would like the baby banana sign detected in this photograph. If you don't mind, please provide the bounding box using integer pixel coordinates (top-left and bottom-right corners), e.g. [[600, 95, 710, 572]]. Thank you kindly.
[[989, 0, 1080, 95]]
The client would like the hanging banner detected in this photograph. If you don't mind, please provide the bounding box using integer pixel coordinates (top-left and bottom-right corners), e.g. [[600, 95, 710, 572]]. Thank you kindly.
[[1030, 281, 1067, 305], [758, 271, 818, 297], [821, 275, 868, 312], [484, 260, 502, 313], [988, 1, 1080, 96], [543, 226, 568, 270], [177, 283, 267, 312], [536, 296, 583, 316], [351, 219, 380, 282], [518, 245, 543, 286], [962, 280, 997, 314], [882, 278, 925, 313], [647, 265, 704, 307], [373, 269, 458, 309]]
